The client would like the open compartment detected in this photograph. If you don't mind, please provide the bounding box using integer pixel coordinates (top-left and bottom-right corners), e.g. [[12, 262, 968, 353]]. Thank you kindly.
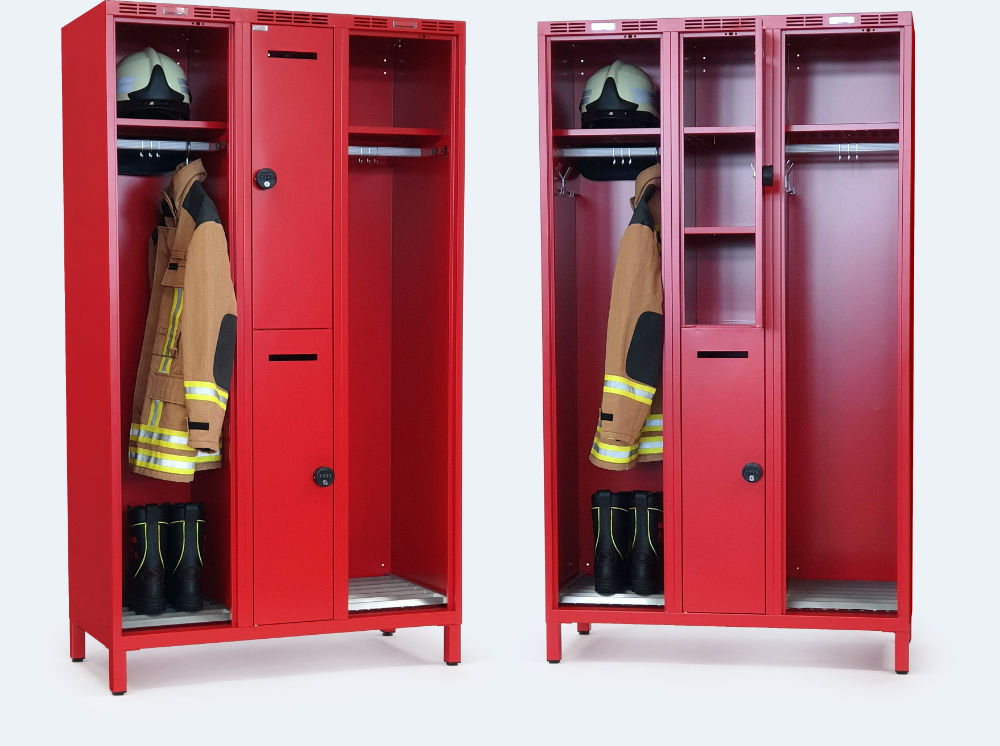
[[786, 31, 900, 127], [548, 175, 665, 607], [549, 37, 661, 132], [683, 234, 755, 326], [683, 135, 754, 228], [348, 34, 452, 137], [683, 35, 755, 128], [784, 144, 900, 613], [345, 154, 453, 613]]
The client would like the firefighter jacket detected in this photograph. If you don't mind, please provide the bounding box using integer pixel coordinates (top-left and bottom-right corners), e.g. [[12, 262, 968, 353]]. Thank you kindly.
[[590, 164, 664, 470], [128, 160, 237, 482]]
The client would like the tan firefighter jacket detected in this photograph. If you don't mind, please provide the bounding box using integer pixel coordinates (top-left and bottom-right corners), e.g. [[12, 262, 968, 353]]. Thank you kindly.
[[590, 164, 664, 470], [128, 160, 237, 482]]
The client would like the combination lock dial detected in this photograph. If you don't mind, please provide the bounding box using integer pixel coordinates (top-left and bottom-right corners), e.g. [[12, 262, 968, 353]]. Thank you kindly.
[[742, 463, 763, 483], [255, 168, 277, 189], [313, 466, 334, 487]]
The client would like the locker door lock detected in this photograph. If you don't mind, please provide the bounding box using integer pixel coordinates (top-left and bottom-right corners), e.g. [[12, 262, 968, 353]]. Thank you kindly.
[[742, 463, 763, 483], [313, 467, 334, 487], [255, 168, 277, 189]]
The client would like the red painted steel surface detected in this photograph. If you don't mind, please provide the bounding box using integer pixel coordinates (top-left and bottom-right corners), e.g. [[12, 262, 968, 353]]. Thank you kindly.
[[539, 13, 913, 669], [250, 25, 333, 330], [64, 2, 464, 692], [681, 327, 765, 613], [252, 330, 335, 624]]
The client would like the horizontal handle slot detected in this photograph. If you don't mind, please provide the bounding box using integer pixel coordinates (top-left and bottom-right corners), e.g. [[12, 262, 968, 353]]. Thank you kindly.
[[268, 353, 318, 362], [697, 350, 749, 358], [392, 20, 418, 28], [267, 50, 318, 60]]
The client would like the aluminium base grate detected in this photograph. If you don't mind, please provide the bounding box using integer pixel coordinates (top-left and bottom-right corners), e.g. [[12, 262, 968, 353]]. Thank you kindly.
[[786, 579, 898, 612], [122, 599, 231, 629], [559, 573, 665, 607], [348, 575, 447, 612]]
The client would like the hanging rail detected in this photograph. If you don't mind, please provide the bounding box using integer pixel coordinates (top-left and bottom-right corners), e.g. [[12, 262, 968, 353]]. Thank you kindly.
[[553, 146, 660, 160], [348, 145, 443, 158], [116, 139, 224, 152], [785, 142, 899, 156]]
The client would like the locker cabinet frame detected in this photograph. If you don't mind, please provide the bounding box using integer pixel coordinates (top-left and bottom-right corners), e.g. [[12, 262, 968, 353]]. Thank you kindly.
[[539, 12, 913, 671], [63, 1, 464, 694]]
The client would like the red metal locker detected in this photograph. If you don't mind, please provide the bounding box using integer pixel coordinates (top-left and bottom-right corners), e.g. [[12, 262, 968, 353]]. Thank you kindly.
[[252, 329, 334, 625], [680, 327, 765, 614], [251, 25, 333, 330]]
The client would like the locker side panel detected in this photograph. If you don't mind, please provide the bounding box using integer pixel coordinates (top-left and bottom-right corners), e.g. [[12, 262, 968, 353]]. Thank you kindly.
[[63, 5, 117, 648], [250, 26, 333, 330], [681, 327, 765, 613], [252, 329, 334, 624]]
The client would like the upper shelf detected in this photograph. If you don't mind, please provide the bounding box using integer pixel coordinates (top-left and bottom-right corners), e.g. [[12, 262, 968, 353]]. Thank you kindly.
[[116, 119, 227, 139], [786, 123, 899, 133], [684, 126, 755, 137], [348, 126, 444, 144], [553, 128, 660, 145]]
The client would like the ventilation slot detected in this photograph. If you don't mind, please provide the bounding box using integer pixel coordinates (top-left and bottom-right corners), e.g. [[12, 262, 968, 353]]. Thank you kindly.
[[621, 20, 658, 32], [255, 10, 328, 26], [118, 2, 156, 15], [354, 16, 389, 29], [860, 13, 899, 26], [421, 20, 456, 33], [549, 22, 586, 34], [684, 17, 756, 31], [786, 15, 824, 27], [193, 7, 231, 20]]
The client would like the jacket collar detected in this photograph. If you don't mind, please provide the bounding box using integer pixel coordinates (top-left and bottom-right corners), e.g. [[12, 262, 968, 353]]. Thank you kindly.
[[166, 159, 207, 211], [630, 163, 661, 210]]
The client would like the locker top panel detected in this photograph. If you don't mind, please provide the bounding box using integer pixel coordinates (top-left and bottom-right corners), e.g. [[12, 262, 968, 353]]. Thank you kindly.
[[94, 2, 464, 36], [539, 12, 911, 36]]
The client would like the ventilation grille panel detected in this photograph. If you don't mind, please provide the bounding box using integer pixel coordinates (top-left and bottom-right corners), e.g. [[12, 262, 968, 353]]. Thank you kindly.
[[684, 17, 756, 31], [861, 13, 899, 26], [549, 22, 586, 34], [193, 7, 230, 20], [257, 10, 329, 26], [118, 2, 156, 15], [786, 15, 824, 27], [353, 15, 389, 29], [621, 20, 658, 32], [421, 20, 456, 33]]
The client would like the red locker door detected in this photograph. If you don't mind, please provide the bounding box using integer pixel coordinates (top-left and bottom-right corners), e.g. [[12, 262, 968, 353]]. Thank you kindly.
[[252, 329, 334, 624], [681, 327, 765, 613], [251, 26, 333, 330]]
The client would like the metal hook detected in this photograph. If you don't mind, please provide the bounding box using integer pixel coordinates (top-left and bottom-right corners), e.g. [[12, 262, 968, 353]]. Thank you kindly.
[[185, 142, 191, 165], [784, 160, 796, 195], [750, 161, 755, 179], [838, 143, 842, 162], [627, 147, 632, 165], [611, 147, 617, 166]]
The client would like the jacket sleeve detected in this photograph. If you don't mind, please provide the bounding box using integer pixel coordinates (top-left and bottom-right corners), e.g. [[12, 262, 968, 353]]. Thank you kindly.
[[179, 217, 238, 452], [590, 196, 664, 470]]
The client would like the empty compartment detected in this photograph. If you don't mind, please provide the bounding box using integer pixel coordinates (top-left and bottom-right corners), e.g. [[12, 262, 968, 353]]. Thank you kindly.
[[549, 173, 666, 606], [786, 32, 900, 126], [684, 235, 755, 325], [115, 22, 229, 123], [787, 579, 897, 612], [683, 35, 755, 128], [346, 154, 453, 612], [684, 135, 755, 227], [349, 35, 452, 132], [549, 37, 661, 131], [785, 146, 900, 610]]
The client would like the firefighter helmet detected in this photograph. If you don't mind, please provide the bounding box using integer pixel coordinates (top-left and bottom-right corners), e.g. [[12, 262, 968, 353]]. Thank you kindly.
[[116, 47, 191, 119], [579, 60, 659, 128]]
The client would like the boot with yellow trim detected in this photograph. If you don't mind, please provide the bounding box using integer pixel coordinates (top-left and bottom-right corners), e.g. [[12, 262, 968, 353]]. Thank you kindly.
[[630, 491, 664, 596], [591, 490, 635, 596], [166, 502, 205, 612], [126, 503, 168, 615]]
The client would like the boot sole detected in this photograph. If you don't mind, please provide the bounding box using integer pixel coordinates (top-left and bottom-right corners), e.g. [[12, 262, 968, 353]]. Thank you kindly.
[[170, 596, 204, 613]]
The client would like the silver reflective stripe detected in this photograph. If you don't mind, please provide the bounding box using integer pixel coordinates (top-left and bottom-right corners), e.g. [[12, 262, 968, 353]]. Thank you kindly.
[[129, 450, 196, 473], [603, 378, 653, 401], [638, 440, 663, 452], [644, 417, 663, 429], [130, 426, 188, 447], [591, 442, 638, 459], [194, 450, 221, 462], [184, 385, 227, 405]]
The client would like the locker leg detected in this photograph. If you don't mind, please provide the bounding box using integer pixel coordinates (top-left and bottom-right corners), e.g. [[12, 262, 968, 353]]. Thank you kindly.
[[443, 624, 461, 666], [70, 621, 85, 662], [547, 621, 562, 663], [109, 648, 127, 695], [380, 628, 396, 637], [894, 632, 910, 675], [577, 623, 591, 636]]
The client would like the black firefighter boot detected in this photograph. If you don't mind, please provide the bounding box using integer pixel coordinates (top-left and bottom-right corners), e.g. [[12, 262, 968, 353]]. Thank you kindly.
[[126, 504, 168, 615], [591, 490, 635, 596], [630, 491, 664, 596], [166, 502, 205, 612]]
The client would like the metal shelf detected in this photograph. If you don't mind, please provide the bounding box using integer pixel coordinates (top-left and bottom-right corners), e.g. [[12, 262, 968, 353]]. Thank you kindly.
[[348, 575, 447, 612], [786, 579, 897, 612], [559, 573, 664, 607], [122, 600, 231, 630]]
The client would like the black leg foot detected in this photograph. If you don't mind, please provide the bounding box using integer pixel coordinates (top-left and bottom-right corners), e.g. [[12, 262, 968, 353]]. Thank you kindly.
[[896, 670, 909, 675], [445, 661, 459, 666], [382, 631, 394, 636], [112, 691, 126, 696], [548, 659, 560, 664], [72, 657, 84, 663]]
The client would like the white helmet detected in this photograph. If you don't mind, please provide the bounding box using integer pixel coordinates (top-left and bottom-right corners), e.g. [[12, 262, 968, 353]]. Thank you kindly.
[[116, 47, 190, 119], [579, 60, 659, 128]]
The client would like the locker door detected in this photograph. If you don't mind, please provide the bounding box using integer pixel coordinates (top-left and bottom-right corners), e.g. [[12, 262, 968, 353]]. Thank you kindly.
[[252, 329, 334, 624], [681, 327, 765, 613], [251, 26, 333, 330]]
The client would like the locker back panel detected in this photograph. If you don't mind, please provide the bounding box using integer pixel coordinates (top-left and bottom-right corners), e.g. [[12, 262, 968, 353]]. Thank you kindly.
[[252, 329, 334, 624], [681, 327, 764, 613], [251, 26, 333, 330]]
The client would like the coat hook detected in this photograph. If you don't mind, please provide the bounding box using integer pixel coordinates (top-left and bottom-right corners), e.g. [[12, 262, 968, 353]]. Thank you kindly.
[[185, 142, 191, 165], [627, 147, 632, 165], [838, 143, 842, 162], [750, 160, 755, 179], [784, 160, 796, 195]]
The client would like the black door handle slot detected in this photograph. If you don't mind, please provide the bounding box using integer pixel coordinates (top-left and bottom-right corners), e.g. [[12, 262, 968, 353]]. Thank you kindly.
[[268, 353, 318, 362]]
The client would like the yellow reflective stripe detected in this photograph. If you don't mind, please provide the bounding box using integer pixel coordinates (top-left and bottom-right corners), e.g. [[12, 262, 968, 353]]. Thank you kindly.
[[159, 288, 184, 373], [604, 374, 655, 395], [185, 394, 227, 411], [130, 422, 188, 438], [131, 434, 194, 451], [641, 414, 664, 433], [129, 455, 194, 476], [184, 381, 229, 400], [130, 446, 205, 463], [602, 386, 654, 405]]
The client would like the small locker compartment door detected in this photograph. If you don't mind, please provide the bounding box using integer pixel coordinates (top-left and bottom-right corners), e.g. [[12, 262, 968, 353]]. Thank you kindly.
[[251, 26, 333, 330], [252, 329, 334, 624], [681, 327, 765, 613]]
